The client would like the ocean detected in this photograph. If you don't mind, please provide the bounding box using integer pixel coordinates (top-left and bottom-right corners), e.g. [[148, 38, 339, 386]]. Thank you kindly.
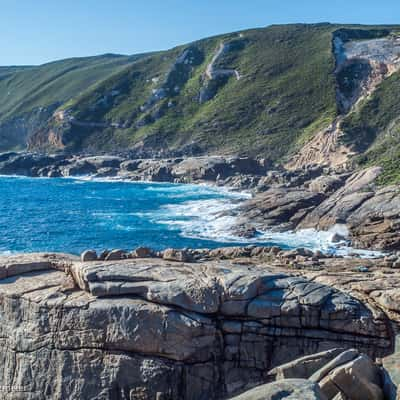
[[0, 176, 379, 256]]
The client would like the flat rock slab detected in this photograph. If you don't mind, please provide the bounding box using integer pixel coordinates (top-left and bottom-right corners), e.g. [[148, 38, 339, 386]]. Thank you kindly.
[[0, 255, 393, 399], [0, 252, 76, 279], [71, 259, 389, 341]]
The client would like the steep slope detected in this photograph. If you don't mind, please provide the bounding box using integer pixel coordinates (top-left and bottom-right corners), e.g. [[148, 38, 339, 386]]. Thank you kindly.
[[27, 24, 339, 157], [2, 23, 400, 181], [0, 54, 145, 150], [342, 69, 400, 184], [287, 28, 400, 171]]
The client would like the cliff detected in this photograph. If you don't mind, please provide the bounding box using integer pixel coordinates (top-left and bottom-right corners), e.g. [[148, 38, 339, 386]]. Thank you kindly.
[[0, 251, 397, 399]]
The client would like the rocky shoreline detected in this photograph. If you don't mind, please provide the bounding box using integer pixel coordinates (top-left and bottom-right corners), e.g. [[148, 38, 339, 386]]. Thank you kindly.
[[0, 249, 398, 399], [0, 152, 399, 398], [0, 152, 399, 253]]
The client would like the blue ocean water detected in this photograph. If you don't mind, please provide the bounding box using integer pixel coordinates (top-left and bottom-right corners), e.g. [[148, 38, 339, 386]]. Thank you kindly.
[[0, 176, 250, 254], [0, 176, 380, 256]]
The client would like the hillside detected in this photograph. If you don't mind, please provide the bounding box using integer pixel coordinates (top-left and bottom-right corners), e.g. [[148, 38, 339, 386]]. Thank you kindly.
[[28, 23, 339, 158], [0, 54, 146, 150], [1, 23, 400, 182]]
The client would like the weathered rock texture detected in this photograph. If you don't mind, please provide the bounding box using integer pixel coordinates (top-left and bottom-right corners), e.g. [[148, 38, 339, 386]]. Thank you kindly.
[[233, 166, 400, 251], [232, 348, 389, 400], [229, 379, 326, 400], [0, 253, 393, 399]]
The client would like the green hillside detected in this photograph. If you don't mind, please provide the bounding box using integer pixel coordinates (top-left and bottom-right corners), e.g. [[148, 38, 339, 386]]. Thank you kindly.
[[0, 54, 146, 149], [1, 23, 400, 183], [342, 71, 400, 185], [41, 23, 339, 157]]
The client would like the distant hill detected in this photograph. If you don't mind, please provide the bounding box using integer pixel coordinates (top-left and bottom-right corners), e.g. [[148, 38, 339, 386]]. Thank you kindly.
[[1, 23, 400, 183]]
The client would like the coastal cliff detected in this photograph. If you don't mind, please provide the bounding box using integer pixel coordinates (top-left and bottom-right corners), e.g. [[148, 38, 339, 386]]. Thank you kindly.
[[0, 251, 398, 399]]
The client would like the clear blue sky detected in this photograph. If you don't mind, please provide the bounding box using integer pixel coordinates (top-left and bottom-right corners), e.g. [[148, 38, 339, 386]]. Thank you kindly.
[[1, 0, 399, 66]]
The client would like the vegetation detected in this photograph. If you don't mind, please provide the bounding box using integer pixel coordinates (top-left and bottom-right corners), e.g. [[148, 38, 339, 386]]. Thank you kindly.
[[342, 71, 400, 184], [1, 23, 400, 183], [41, 24, 340, 158]]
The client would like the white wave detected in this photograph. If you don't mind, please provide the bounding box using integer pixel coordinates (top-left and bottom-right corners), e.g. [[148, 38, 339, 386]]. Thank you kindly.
[[152, 197, 384, 258]]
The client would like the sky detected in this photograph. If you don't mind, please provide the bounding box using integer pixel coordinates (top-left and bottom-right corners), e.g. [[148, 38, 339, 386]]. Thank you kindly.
[[1, 0, 400, 66]]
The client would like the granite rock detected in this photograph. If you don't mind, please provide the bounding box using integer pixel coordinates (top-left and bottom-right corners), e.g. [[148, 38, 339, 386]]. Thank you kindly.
[[0, 254, 392, 399]]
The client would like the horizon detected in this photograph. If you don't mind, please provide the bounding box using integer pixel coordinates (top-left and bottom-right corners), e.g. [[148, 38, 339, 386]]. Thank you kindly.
[[1, 0, 400, 66]]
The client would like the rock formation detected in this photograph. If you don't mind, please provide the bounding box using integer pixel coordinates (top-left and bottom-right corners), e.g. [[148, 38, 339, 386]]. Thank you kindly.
[[0, 251, 396, 399]]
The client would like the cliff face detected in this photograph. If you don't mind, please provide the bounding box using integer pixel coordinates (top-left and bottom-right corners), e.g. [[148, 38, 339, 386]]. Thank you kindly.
[[287, 28, 400, 171], [0, 253, 393, 400], [0, 104, 58, 151]]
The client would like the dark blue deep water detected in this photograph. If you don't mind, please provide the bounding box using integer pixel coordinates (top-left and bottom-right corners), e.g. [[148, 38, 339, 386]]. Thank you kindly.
[[0, 176, 252, 254], [0, 176, 378, 256]]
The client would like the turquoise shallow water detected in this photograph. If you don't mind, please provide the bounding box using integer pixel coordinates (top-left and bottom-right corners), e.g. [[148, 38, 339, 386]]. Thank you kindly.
[[0, 176, 381, 256]]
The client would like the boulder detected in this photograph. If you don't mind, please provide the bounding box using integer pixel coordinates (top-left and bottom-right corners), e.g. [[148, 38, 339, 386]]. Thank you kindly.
[[99, 249, 110, 260], [317, 354, 383, 400], [81, 250, 98, 262], [172, 156, 231, 181], [163, 248, 190, 262], [381, 336, 400, 400], [269, 348, 345, 380], [105, 249, 128, 261], [228, 379, 327, 400], [310, 349, 360, 382], [132, 247, 154, 258]]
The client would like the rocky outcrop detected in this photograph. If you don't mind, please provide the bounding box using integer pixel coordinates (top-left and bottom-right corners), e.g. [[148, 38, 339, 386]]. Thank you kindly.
[[232, 348, 388, 400], [0, 152, 268, 189], [231, 166, 400, 251], [233, 188, 326, 232], [0, 253, 393, 399], [140, 46, 204, 116], [347, 185, 400, 250], [0, 104, 59, 152], [229, 379, 326, 400], [1, 151, 399, 251], [299, 167, 382, 230]]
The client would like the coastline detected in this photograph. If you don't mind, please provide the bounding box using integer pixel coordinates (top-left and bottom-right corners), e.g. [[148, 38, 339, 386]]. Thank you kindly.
[[0, 153, 398, 398], [0, 171, 387, 258], [1, 151, 399, 255]]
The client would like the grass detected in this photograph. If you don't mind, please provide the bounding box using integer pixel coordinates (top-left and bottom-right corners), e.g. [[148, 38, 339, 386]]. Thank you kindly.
[[341, 71, 400, 184], [59, 24, 340, 159], [2, 22, 400, 179]]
